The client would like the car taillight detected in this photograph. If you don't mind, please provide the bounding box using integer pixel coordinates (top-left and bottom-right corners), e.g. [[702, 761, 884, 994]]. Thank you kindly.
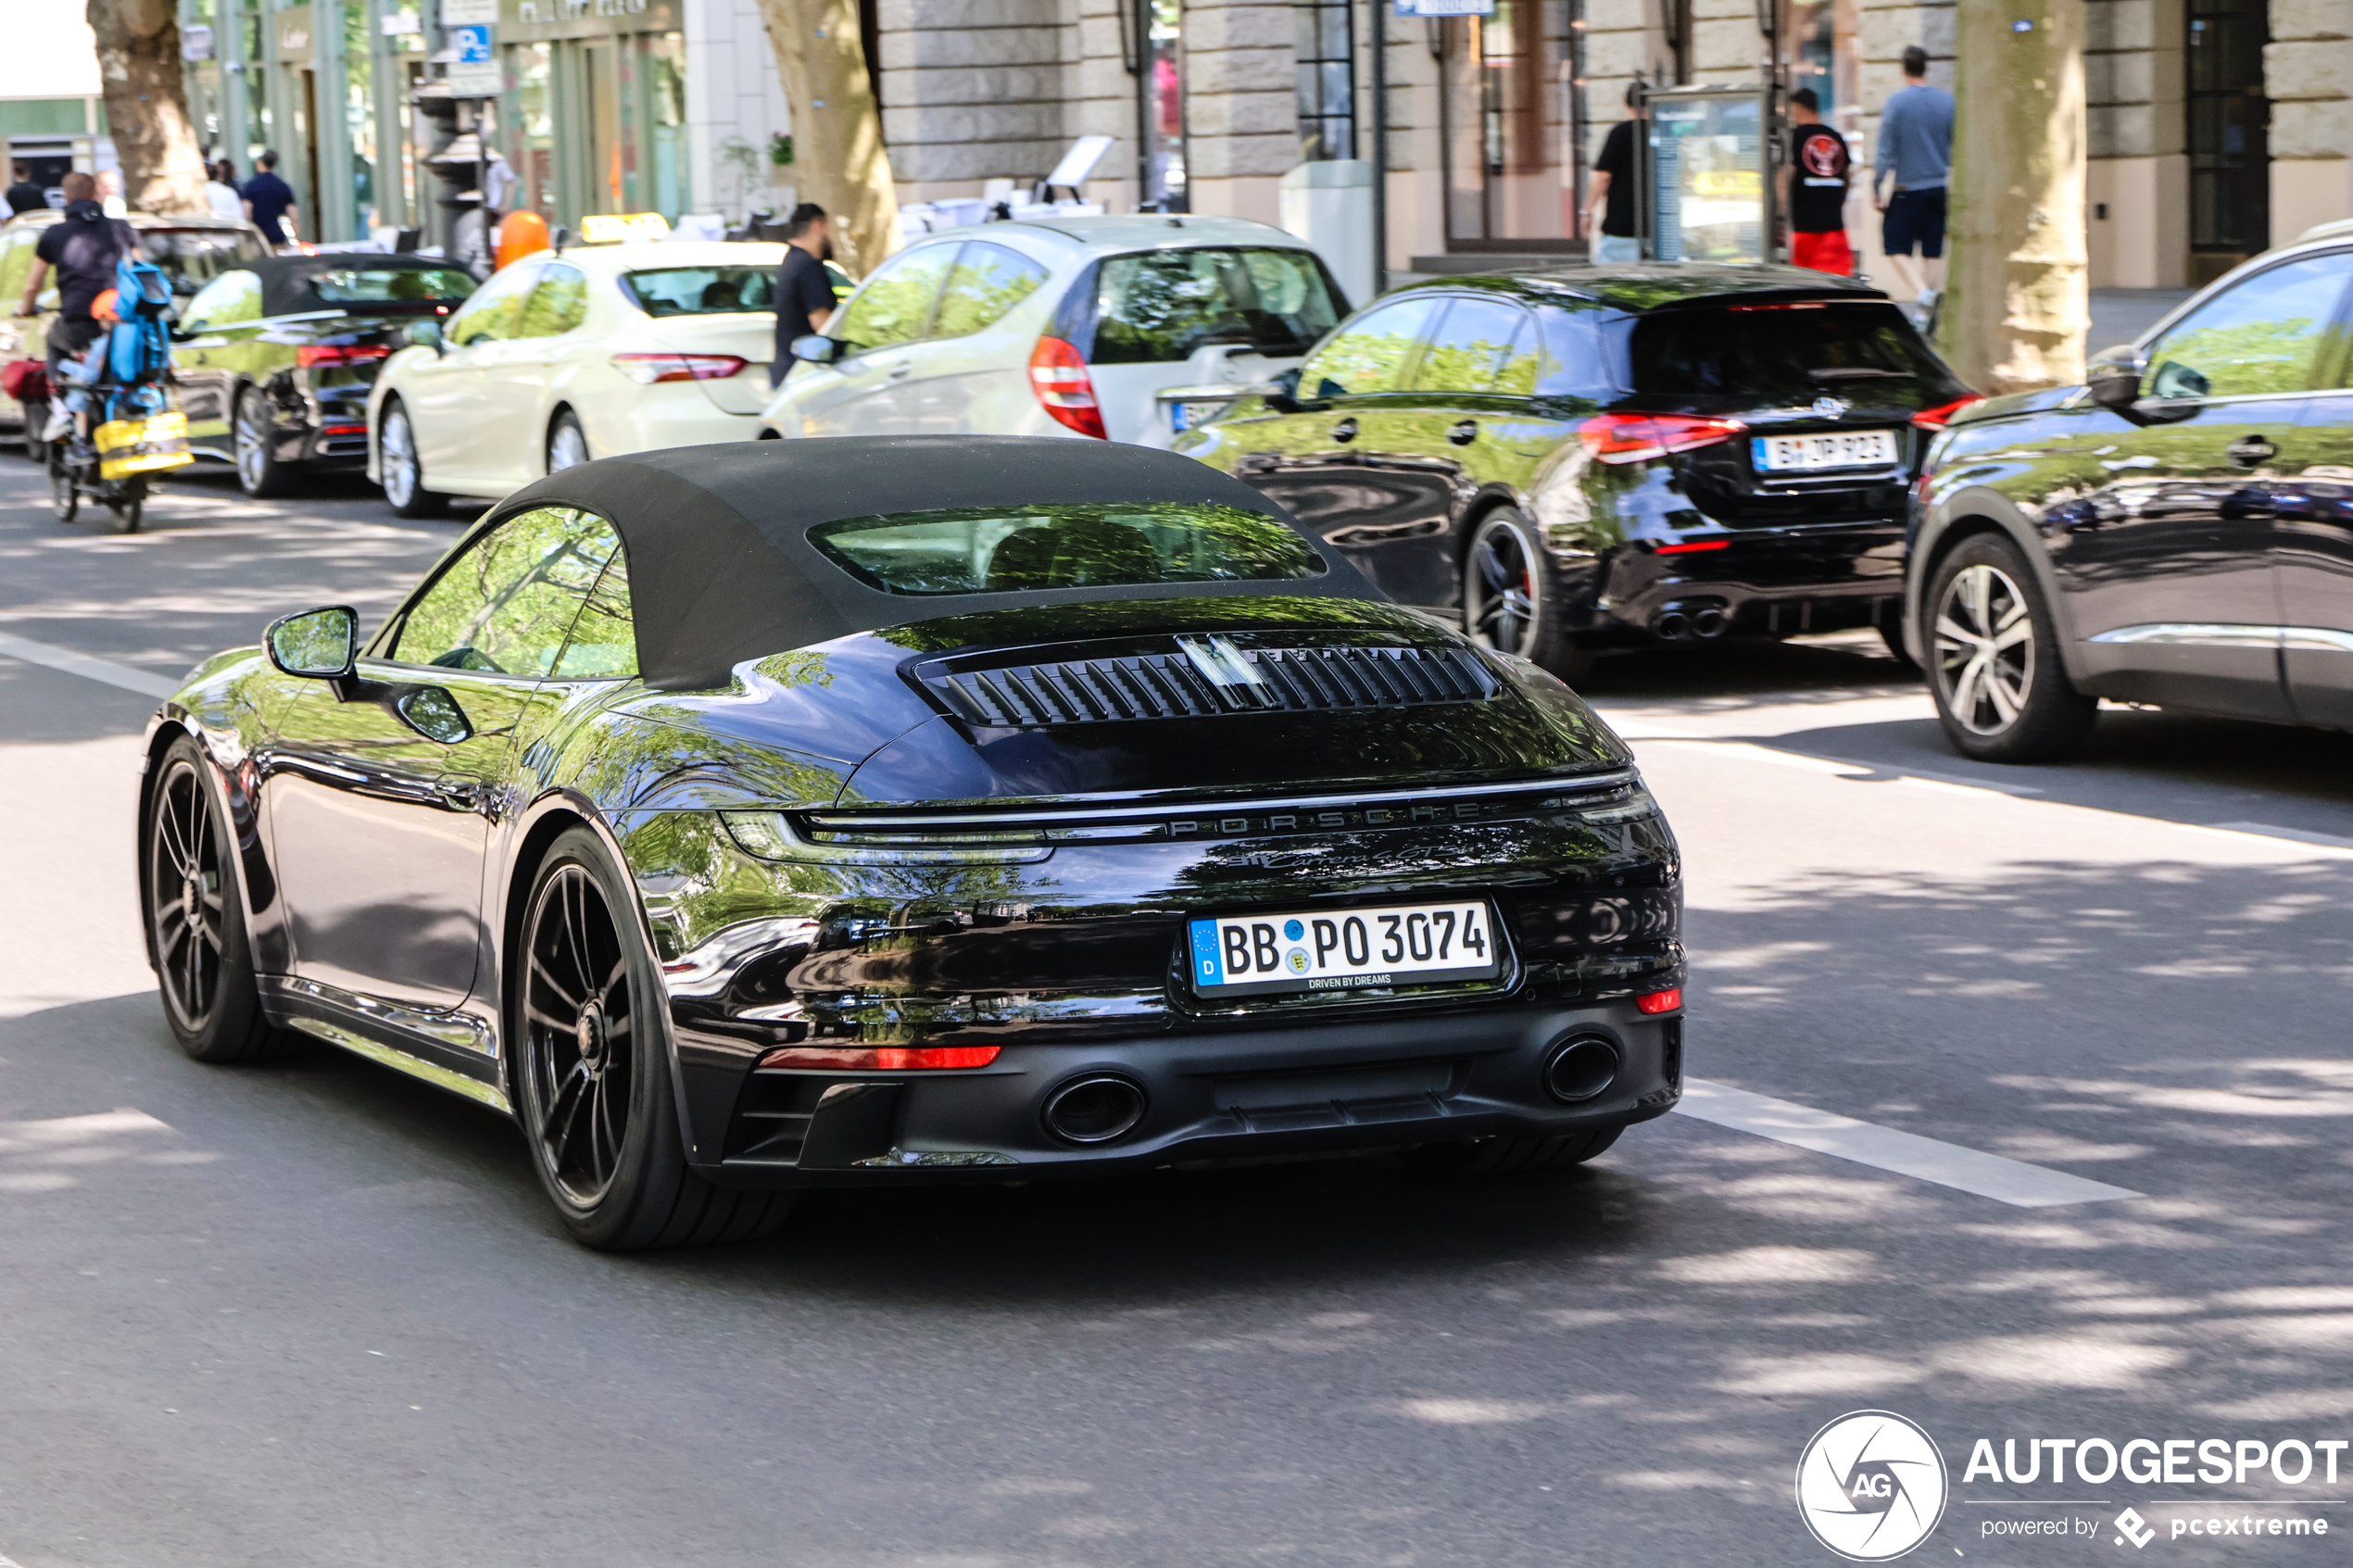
[[1028, 334, 1106, 439], [756, 1045, 1000, 1071], [1636, 988, 1683, 1014], [1578, 412, 1747, 466], [1911, 396, 1982, 430], [610, 352, 748, 383], [296, 344, 391, 368]]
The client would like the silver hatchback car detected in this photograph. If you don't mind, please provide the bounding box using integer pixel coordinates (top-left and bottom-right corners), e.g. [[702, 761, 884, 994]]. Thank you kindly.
[[759, 215, 1349, 449]]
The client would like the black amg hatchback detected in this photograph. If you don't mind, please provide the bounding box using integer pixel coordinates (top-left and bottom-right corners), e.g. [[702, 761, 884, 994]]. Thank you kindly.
[[1175, 264, 1973, 678]]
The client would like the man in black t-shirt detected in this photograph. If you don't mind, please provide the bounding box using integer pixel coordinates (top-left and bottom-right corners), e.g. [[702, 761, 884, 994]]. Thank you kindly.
[[1583, 86, 1646, 265], [14, 171, 140, 446], [6, 163, 46, 215], [770, 203, 838, 388], [1782, 89, 1854, 275]]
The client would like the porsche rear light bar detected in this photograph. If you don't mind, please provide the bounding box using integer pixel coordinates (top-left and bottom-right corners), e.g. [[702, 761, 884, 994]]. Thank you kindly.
[[756, 1045, 1000, 1071], [610, 352, 749, 383], [1029, 334, 1106, 439], [296, 344, 391, 368], [1579, 412, 1747, 466]]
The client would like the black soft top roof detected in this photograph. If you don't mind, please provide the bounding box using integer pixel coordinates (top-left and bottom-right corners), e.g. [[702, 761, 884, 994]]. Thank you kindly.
[[483, 436, 1383, 690], [242, 253, 471, 318]]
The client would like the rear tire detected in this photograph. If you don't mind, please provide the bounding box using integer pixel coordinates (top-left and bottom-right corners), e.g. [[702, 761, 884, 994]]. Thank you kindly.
[[144, 737, 294, 1063], [47, 441, 77, 522], [1462, 506, 1592, 685], [1925, 533, 2095, 762], [1401, 1125, 1621, 1176], [234, 386, 298, 498], [107, 482, 144, 534], [378, 398, 446, 518], [513, 828, 793, 1250], [547, 409, 588, 474]]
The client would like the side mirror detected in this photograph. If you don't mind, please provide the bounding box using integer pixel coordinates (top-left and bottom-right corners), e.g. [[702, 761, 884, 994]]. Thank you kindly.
[[404, 318, 445, 354], [265, 605, 359, 688], [1263, 366, 1306, 414], [2086, 346, 2145, 411], [396, 685, 472, 745], [790, 333, 845, 365]]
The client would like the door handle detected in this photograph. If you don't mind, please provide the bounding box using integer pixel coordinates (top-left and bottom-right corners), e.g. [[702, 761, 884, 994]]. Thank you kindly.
[[2228, 434, 2278, 467], [888, 361, 913, 380], [432, 776, 483, 811], [1448, 420, 1478, 445], [1331, 417, 1358, 444]]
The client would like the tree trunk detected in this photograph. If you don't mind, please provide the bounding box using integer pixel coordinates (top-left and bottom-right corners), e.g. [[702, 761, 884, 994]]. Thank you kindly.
[[754, 0, 903, 277], [1937, 0, 2089, 395], [87, 0, 211, 217]]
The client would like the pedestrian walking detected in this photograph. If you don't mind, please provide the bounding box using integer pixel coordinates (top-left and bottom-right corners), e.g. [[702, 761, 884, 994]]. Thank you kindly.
[[241, 151, 301, 249], [1584, 86, 1648, 265], [1784, 88, 1853, 276], [6, 162, 44, 216], [770, 203, 837, 389], [1874, 45, 1954, 312], [12, 171, 140, 456], [205, 159, 244, 223]]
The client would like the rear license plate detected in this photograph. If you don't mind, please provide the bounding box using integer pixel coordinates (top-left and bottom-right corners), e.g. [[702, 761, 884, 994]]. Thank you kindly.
[[1751, 429, 1899, 470], [1187, 900, 1502, 999], [1166, 397, 1228, 433]]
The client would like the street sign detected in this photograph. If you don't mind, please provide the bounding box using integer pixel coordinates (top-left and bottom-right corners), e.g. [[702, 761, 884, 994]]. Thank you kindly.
[[1392, 0, 1493, 14], [447, 21, 500, 95], [440, 0, 497, 23]]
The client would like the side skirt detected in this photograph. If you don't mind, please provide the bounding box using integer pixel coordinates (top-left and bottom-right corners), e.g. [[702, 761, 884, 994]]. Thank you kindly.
[[258, 974, 512, 1116]]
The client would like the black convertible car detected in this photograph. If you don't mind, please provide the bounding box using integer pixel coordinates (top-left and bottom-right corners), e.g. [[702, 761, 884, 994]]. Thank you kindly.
[[142, 436, 1684, 1248]]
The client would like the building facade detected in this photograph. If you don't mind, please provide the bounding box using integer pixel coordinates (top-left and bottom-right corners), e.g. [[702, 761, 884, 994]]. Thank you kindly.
[[869, 0, 2353, 295]]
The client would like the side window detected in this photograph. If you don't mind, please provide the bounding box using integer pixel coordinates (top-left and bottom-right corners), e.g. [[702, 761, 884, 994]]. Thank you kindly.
[[1537, 306, 1621, 401], [829, 245, 958, 352], [390, 507, 622, 678], [1411, 297, 1536, 395], [550, 546, 637, 679], [182, 269, 263, 331], [445, 261, 544, 347], [2145, 252, 2353, 400], [1297, 295, 1444, 398], [517, 261, 589, 338], [931, 242, 1050, 339]]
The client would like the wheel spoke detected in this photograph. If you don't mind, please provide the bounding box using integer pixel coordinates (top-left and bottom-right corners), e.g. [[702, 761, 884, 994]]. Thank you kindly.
[[592, 1075, 617, 1181], [529, 954, 581, 1011], [541, 1060, 588, 1143]]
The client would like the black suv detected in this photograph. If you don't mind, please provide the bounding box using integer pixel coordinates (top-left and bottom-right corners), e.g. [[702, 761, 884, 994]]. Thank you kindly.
[[1910, 235, 2353, 760], [1175, 264, 1972, 679]]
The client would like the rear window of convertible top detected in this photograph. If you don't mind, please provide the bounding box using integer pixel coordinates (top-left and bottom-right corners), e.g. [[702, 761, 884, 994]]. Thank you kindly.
[[807, 502, 1326, 596]]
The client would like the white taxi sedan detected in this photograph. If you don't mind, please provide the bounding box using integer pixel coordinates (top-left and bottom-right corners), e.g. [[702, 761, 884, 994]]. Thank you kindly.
[[366, 240, 783, 515]]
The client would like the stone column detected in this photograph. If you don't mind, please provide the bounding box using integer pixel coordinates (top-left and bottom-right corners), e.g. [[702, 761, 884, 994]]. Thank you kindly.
[[2266, 0, 2353, 245], [2085, 0, 2186, 288], [1182, 0, 1294, 221]]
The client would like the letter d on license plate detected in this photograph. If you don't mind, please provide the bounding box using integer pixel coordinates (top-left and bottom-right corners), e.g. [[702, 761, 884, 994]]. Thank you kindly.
[[1187, 899, 1503, 998]]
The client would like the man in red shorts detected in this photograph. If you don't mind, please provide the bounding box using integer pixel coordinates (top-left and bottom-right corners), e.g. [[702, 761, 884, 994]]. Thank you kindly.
[[1783, 89, 1853, 276]]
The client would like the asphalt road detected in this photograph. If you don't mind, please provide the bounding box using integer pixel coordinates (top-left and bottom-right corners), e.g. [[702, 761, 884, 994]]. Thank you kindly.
[[4, 457, 2352, 1567]]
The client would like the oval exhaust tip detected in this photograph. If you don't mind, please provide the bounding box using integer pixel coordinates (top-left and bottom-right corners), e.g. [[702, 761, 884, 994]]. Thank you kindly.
[[1653, 611, 1691, 642], [1542, 1036, 1620, 1103], [1042, 1074, 1149, 1144], [1691, 607, 1728, 638]]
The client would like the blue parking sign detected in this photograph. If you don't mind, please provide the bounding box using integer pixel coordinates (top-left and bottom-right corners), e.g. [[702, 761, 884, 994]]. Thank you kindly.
[[451, 23, 492, 63]]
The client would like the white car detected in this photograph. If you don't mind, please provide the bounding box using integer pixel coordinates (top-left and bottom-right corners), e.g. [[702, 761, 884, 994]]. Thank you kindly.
[[367, 240, 786, 516], [760, 216, 1349, 449]]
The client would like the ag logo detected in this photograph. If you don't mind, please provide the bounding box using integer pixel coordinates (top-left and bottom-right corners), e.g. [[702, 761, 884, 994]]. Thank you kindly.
[[1795, 1411, 1949, 1561]]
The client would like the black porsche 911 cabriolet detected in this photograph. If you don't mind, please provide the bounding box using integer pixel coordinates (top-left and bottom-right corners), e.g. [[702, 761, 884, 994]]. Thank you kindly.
[[141, 436, 1684, 1248]]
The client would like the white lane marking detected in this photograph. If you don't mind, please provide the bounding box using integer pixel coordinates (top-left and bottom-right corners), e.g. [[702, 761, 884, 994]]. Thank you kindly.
[[0, 630, 180, 699], [2209, 822, 2353, 855], [1673, 1078, 2141, 1208]]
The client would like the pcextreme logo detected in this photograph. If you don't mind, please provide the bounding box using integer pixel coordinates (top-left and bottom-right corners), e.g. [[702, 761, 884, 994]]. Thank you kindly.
[[1796, 1411, 1952, 1562]]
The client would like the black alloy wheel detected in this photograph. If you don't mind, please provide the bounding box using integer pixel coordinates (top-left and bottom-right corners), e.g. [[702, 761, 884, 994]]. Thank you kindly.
[[1462, 506, 1591, 683], [514, 828, 793, 1249], [144, 738, 289, 1062], [233, 387, 296, 498], [1926, 533, 2095, 763], [378, 398, 446, 518], [47, 440, 77, 523]]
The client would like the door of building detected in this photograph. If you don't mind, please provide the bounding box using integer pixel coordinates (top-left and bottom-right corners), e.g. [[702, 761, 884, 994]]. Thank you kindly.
[[2188, 0, 2271, 283], [1438, 2, 1577, 252]]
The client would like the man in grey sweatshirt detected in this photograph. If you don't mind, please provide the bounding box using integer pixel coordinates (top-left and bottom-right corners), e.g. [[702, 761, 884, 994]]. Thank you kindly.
[[1873, 45, 1955, 309]]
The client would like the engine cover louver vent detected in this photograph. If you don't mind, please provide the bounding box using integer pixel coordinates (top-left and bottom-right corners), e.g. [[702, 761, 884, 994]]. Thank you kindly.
[[916, 638, 1501, 729]]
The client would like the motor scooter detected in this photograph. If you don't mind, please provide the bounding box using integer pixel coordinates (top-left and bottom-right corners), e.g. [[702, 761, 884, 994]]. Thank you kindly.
[[45, 257, 190, 533]]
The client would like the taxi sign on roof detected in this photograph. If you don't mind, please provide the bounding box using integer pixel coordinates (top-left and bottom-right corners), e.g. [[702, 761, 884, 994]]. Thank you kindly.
[[578, 212, 672, 245]]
